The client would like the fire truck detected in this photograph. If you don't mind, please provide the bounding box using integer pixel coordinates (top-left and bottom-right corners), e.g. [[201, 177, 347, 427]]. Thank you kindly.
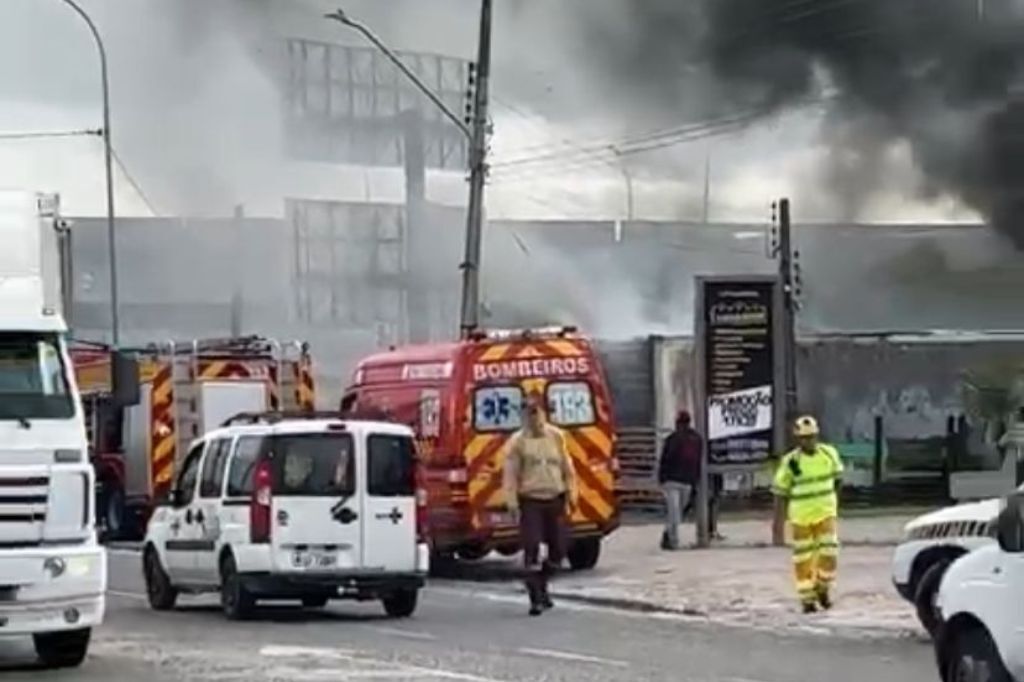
[[342, 326, 620, 570], [71, 336, 316, 540]]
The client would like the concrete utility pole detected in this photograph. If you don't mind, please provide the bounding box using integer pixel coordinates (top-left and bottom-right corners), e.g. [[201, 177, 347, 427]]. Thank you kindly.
[[458, 0, 493, 336], [61, 0, 119, 346], [777, 198, 798, 424], [326, 3, 492, 338], [401, 110, 429, 343]]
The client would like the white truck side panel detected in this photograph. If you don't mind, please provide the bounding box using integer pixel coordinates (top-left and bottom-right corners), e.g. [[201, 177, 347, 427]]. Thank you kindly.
[[201, 381, 267, 430], [0, 191, 64, 332], [124, 386, 153, 497]]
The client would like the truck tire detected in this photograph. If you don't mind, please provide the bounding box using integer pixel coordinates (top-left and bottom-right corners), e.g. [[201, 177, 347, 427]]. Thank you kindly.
[[143, 547, 178, 611], [943, 624, 1012, 682], [33, 628, 91, 669], [220, 555, 256, 621], [382, 588, 419, 618], [103, 487, 125, 541], [567, 537, 601, 571], [915, 558, 952, 637], [456, 543, 489, 561]]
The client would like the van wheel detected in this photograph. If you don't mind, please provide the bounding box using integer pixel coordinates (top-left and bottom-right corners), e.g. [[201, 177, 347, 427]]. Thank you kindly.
[[945, 625, 1012, 682], [495, 544, 519, 557], [143, 548, 178, 611], [33, 628, 91, 669], [915, 559, 952, 637], [302, 595, 329, 609], [567, 538, 601, 570], [382, 588, 419, 618], [220, 555, 256, 621]]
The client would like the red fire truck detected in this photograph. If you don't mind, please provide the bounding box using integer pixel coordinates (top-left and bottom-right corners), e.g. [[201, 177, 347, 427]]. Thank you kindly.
[[71, 336, 316, 539], [342, 327, 619, 570]]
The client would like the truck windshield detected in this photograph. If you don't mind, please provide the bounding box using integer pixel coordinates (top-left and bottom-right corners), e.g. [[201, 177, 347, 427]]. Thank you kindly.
[[0, 332, 74, 421]]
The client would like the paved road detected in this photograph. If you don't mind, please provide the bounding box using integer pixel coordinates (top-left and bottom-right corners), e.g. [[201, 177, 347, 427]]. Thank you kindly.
[[0, 550, 938, 681]]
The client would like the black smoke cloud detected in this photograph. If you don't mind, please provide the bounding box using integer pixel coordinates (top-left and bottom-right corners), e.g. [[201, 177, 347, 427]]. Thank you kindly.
[[574, 0, 1024, 244]]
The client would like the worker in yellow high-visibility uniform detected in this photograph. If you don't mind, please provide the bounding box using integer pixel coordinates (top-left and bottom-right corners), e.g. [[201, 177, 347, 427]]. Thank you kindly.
[[771, 415, 844, 613]]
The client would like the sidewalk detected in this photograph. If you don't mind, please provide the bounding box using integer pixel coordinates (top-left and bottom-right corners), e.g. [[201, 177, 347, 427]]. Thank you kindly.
[[551, 515, 921, 639]]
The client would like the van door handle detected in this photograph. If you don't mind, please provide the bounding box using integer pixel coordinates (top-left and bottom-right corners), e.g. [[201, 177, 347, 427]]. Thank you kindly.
[[195, 509, 205, 525], [333, 507, 358, 525], [185, 509, 193, 524]]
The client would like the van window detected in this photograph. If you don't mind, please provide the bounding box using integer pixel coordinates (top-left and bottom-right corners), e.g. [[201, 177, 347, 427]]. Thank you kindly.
[[368, 434, 416, 497], [270, 433, 355, 497], [226, 436, 262, 497], [474, 385, 523, 432], [546, 381, 596, 427], [199, 438, 232, 498], [176, 444, 204, 506]]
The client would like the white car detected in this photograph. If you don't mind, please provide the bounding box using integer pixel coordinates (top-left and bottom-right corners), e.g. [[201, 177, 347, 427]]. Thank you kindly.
[[934, 492, 1024, 682], [892, 497, 1004, 636], [141, 414, 429, 620]]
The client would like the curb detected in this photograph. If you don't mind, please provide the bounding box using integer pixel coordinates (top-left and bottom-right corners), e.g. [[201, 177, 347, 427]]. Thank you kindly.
[[547, 588, 926, 641]]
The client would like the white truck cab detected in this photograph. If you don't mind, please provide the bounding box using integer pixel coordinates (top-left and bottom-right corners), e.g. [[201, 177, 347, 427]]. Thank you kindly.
[[0, 191, 136, 668], [934, 492, 1024, 682], [142, 413, 429, 620]]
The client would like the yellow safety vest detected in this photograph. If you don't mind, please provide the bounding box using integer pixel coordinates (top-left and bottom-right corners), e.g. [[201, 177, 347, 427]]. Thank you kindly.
[[771, 444, 844, 525]]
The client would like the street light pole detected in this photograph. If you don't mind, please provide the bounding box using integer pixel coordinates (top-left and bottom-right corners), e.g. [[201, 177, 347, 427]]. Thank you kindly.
[[326, 2, 493, 337], [61, 0, 119, 346]]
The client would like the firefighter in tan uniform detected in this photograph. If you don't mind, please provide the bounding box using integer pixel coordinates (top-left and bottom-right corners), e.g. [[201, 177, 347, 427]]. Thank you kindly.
[[771, 415, 844, 613], [504, 392, 578, 616]]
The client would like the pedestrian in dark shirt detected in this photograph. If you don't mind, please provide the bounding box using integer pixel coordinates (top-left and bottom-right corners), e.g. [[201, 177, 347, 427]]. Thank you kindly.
[[658, 410, 702, 550]]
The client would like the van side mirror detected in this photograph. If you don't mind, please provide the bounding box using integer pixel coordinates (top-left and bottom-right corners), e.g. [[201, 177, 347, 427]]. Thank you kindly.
[[996, 493, 1024, 553], [111, 351, 140, 407]]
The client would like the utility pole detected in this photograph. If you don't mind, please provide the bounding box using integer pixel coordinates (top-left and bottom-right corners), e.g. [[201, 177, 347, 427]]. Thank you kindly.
[[402, 109, 429, 342], [325, 4, 489, 339], [230, 205, 244, 337], [777, 198, 798, 424], [458, 0, 493, 337]]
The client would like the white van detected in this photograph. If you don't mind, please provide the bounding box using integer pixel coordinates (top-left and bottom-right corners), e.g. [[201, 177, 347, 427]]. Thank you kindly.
[[142, 414, 429, 620], [934, 492, 1024, 682]]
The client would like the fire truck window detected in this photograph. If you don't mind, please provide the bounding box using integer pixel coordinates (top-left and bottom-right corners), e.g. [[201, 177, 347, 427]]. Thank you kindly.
[[200, 439, 231, 498], [176, 444, 204, 507], [474, 386, 523, 432], [226, 436, 263, 497], [546, 382, 596, 427]]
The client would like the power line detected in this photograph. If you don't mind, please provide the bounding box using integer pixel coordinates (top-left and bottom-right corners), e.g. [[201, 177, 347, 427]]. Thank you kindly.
[[0, 128, 102, 141], [110, 145, 159, 216]]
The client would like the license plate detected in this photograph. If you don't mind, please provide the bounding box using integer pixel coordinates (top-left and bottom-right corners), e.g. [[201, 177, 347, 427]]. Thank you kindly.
[[291, 551, 337, 569]]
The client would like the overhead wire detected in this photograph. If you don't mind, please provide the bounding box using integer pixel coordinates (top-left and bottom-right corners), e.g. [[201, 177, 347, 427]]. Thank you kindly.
[[0, 128, 102, 141]]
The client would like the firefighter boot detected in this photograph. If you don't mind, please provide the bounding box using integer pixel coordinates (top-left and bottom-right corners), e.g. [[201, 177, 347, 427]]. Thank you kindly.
[[816, 586, 833, 611], [526, 572, 545, 616], [539, 561, 555, 610], [802, 601, 819, 615]]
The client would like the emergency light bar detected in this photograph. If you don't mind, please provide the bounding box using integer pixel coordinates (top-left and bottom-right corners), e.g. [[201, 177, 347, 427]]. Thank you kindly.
[[472, 326, 579, 341]]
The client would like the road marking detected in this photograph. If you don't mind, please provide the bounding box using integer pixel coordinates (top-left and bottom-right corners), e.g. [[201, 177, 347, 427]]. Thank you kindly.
[[367, 625, 437, 641], [107, 548, 142, 557], [107, 589, 147, 601], [261, 645, 505, 682], [518, 647, 629, 667]]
